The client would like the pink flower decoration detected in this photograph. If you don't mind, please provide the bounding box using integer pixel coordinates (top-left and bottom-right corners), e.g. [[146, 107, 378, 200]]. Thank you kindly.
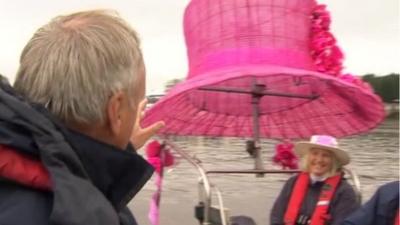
[[310, 4, 344, 76], [146, 140, 175, 174], [310, 31, 336, 52], [272, 141, 298, 170], [311, 5, 331, 31]]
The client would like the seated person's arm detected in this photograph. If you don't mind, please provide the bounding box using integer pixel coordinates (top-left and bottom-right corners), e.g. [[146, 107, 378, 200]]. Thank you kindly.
[[330, 181, 360, 225], [270, 176, 295, 225]]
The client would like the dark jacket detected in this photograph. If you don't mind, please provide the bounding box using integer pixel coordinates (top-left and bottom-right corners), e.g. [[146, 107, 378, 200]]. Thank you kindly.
[[0, 76, 154, 225], [270, 173, 360, 225], [342, 181, 399, 225]]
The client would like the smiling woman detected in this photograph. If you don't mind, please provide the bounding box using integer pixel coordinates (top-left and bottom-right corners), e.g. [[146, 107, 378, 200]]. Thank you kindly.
[[270, 135, 360, 225], [306, 148, 336, 177]]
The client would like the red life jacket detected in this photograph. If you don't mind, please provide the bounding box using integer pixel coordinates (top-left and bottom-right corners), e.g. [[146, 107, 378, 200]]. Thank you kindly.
[[284, 172, 342, 225]]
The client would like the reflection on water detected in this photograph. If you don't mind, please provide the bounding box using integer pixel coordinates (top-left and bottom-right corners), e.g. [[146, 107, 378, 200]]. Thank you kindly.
[[131, 119, 399, 225]]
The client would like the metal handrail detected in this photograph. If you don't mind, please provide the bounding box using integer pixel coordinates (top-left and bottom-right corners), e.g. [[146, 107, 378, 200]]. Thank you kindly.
[[206, 168, 363, 204], [206, 169, 300, 174], [343, 167, 362, 203], [198, 178, 229, 225], [206, 168, 362, 200], [213, 185, 228, 225], [165, 140, 212, 225]]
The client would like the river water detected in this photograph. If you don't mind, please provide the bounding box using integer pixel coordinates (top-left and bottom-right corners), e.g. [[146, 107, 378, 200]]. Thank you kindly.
[[130, 118, 399, 225]]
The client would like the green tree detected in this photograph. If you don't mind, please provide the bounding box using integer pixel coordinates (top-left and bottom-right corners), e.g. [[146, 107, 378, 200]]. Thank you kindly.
[[362, 73, 399, 102], [164, 78, 184, 93]]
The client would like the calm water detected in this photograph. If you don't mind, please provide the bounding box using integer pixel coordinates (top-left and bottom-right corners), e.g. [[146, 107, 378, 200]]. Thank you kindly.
[[130, 119, 399, 225]]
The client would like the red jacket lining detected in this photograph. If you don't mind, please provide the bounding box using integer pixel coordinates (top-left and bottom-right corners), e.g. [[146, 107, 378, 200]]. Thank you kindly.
[[0, 145, 51, 191]]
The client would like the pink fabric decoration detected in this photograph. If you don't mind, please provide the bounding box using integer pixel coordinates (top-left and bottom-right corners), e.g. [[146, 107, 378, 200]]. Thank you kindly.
[[272, 140, 298, 169], [146, 140, 174, 172], [310, 4, 344, 76], [146, 140, 175, 225], [312, 135, 337, 146]]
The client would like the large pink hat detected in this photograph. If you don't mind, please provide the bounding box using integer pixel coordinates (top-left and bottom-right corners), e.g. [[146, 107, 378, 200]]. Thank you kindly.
[[143, 0, 385, 139]]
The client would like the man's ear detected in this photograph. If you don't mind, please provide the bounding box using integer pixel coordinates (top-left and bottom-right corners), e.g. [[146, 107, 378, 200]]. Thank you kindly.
[[107, 91, 124, 136]]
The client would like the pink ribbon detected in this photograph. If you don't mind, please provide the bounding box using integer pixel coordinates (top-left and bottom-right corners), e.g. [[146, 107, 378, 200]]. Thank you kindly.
[[148, 173, 162, 225], [146, 141, 175, 225]]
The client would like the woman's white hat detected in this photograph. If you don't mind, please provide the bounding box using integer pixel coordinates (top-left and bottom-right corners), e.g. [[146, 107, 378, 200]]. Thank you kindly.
[[295, 135, 350, 165]]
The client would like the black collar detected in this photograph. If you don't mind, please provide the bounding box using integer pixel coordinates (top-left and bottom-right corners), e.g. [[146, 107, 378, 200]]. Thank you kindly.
[[62, 129, 154, 209]]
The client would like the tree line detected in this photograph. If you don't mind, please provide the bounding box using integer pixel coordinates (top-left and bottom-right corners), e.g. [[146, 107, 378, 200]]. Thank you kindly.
[[362, 73, 399, 103]]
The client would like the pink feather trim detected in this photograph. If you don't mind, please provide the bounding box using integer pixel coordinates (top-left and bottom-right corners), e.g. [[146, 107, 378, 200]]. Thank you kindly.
[[310, 4, 344, 76]]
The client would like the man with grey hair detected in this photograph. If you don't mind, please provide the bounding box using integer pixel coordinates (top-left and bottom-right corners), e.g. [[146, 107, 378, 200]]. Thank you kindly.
[[0, 10, 164, 225]]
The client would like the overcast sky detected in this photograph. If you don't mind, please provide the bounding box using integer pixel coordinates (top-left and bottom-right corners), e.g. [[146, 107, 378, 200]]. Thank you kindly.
[[0, 0, 398, 94]]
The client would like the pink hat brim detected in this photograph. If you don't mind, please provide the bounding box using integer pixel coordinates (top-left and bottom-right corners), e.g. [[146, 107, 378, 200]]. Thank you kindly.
[[143, 64, 385, 139]]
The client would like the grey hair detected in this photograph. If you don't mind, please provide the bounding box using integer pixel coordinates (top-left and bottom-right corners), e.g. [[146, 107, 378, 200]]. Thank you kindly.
[[14, 10, 144, 124], [300, 150, 342, 177]]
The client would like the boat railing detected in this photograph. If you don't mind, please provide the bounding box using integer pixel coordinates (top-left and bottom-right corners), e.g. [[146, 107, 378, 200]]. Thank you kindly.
[[342, 167, 362, 203], [206, 168, 362, 204], [197, 179, 229, 225], [165, 141, 212, 224]]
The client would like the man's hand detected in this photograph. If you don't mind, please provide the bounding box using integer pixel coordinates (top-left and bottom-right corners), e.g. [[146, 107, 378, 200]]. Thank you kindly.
[[130, 99, 165, 150]]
